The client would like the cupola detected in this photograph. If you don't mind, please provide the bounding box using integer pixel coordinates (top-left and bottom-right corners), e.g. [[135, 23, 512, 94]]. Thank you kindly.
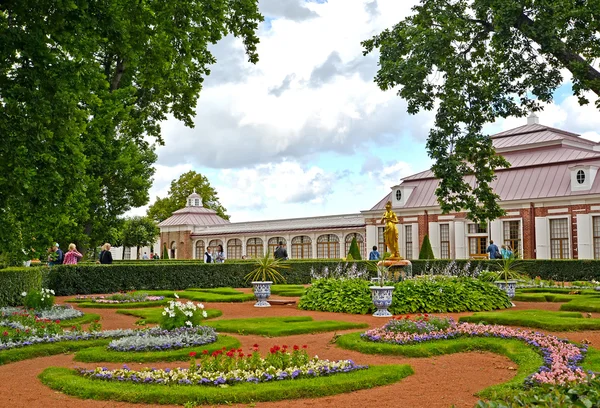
[[186, 190, 203, 207]]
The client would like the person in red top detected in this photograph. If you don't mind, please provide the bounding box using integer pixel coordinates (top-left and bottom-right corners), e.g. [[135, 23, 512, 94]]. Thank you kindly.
[[63, 243, 83, 265]]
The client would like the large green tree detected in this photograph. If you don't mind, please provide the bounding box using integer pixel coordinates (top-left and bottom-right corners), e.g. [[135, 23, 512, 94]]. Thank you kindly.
[[364, 0, 600, 222], [121, 216, 159, 260], [0, 0, 261, 264], [147, 171, 229, 222]]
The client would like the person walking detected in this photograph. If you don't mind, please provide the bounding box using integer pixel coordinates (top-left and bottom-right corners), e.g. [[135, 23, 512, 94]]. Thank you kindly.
[[204, 247, 213, 263], [486, 240, 500, 259], [48, 243, 64, 266], [274, 241, 288, 260], [214, 244, 226, 263], [63, 243, 83, 265], [99, 243, 113, 264], [369, 245, 380, 260]]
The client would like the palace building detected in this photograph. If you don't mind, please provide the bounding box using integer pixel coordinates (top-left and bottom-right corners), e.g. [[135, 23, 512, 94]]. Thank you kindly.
[[158, 116, 600, 261]]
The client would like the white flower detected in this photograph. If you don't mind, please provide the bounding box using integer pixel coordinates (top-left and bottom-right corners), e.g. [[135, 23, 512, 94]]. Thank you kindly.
[[174, 293, 179, 299], [185, 320, 193, 327], [162, 311, 166, 316], [197, 303, 205, 309], [21, 292, 27, 297], [202, 311, 208, 318]]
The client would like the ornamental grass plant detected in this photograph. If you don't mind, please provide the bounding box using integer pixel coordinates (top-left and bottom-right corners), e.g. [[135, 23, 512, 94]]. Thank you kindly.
[[244, 252, 289, 284]]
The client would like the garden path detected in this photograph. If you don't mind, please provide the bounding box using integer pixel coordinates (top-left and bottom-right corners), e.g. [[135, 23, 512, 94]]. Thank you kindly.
[[1, 297, 600, 408]]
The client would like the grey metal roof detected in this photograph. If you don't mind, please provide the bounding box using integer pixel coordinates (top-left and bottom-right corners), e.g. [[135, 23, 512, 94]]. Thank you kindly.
[[158, 206, 230, 227]]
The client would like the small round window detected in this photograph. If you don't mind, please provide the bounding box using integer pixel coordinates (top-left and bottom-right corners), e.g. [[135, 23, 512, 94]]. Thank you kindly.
[[395, 190, 402, 201], [576, 170, 586, 184]]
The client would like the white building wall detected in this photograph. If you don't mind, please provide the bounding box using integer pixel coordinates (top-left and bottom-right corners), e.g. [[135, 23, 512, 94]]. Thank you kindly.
[[577, 214, 593, 259], [454, 221, 466, 259], [490, 219, 503, 247]]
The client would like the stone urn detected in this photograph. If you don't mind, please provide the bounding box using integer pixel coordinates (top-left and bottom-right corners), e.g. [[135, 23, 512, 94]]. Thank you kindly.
[[251, 281, 273, 307], [494, 280, 517, 298], [369, 286, 395, 317]]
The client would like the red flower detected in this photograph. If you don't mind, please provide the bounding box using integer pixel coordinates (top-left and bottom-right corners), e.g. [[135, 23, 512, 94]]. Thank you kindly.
[[202, 350, 209, 355], [222, 347, 227, 350], [282, 345, 288, 349], [55, 320, 60, 324], [253, 343, 259, 348], [238, 352, 244, 358], [237, 348, 242, 352], [226, 351, 235, 358], [189, 351, 197, 357], [293, 345, 300, 350], [302, 345, 308, 349], [2, 331, 7, 336]]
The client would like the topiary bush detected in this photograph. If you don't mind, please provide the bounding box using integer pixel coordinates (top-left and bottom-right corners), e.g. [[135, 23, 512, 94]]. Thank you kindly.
[[347, 237, 362, 260], [298, 276, 512, 314], [298, 278, 373, 314], [419, 235, 435, 259]]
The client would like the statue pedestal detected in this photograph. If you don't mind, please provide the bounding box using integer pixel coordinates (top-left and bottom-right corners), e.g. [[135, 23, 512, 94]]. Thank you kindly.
[[377, 259, 413, 281]]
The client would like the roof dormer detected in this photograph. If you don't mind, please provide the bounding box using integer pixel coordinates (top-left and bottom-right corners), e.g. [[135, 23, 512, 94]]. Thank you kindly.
[[391, 184, 416, 207], [570, 164, 598, 192], [186, 191, 203, 207]]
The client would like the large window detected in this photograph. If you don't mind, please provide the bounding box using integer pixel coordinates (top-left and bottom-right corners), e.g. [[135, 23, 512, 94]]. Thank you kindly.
[[405, 225, 413, 259], [124, 247, 131, 260], [246, 238, 264, 258], [594, 217, 600, 260], [503, 221, 521, 255], [550, 218, 570, 259], [268, 237, 286, 257], [317, 234, 340, 259], [195, 240, 205, 259], [227, 239, 242, 260], [440, 224, 450, 259], [344, 233, 365, 259], [208, 239, 223, 254], [377, 227, 386, 253], [469, 237, 488, 257], [291, 236, 312, 259]]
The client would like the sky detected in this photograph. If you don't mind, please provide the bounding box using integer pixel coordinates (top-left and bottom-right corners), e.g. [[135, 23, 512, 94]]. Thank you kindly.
[[127, 0, 600, 223]]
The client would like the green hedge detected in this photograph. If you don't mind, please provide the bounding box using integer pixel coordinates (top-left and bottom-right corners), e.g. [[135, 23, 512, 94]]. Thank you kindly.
[[40, 261, 373, 297], [408, 259, 600, 281], [0, 267, 45, 306]]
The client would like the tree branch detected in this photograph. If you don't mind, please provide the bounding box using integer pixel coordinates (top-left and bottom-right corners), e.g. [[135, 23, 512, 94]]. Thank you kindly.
[[110, 58, 126, 92]]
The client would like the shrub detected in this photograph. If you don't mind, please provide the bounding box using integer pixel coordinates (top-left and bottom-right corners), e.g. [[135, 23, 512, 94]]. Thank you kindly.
[[347, 237, 362, 260], [298, 278, 373, 314], [22, 288, 55, 310], [389, 276, 512, 314], [418, 235, 434, 259], [299, 276, 512, 314], [159, 299, 208, 330]]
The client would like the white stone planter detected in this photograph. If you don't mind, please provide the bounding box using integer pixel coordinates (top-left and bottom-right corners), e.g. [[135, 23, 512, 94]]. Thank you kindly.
[[494, 280, 517, 298], [369, 286, 395, 317], [251, 281, 273, 307]]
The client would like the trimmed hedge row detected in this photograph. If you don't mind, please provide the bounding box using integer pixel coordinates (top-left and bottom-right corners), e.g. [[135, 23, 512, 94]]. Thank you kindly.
[[0, 267, 45, 306], [42, 261, 372, 297]]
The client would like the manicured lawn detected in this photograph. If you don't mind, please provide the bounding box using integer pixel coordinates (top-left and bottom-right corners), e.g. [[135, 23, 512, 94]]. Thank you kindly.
[[270, 284, 306, 297], [143, 290, 256, 303], [116, 307, 222, 325], [203, 316, 368, 336], [185, 287, 247, 295], [560, 297, 600, 313], [458, 309, 600, 331], [39, 364, 413, 405], [517, 288, 599, 295], [0, 339, 110, 365], [56, 313, 101, 327], [73, 335, 240, 363], [513, 293, 588, 302], [335, 332, 542, 399]]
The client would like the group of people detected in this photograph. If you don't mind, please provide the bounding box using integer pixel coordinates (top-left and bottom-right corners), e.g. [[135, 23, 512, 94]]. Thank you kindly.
[[47, 243, 83, 265], [204, 244, 226, 263], [486, 240, 514, 259]]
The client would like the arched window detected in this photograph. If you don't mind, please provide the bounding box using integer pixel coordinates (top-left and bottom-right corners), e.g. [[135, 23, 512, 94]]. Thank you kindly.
[[345, 233, 365, 259], [208, 239, 223, 254], [291, 236, 312, 259], [317, 234, 340, 259], [246, 238, 264, 258], [268, 237, 286, 256], [170, 241, 177, 259], [195, 240, 205, 260], [227, 239, 242, 260]]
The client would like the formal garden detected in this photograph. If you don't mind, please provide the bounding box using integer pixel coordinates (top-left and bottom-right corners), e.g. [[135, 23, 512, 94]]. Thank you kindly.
[[3, 259, 600, 407]]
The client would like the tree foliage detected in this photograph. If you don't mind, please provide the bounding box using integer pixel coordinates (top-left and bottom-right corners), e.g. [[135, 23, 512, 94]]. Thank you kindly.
[[147, 171, 229, 222], [364, 0, 600, 222], [121, 217, 159, 260], [0, 0, 261, 263]]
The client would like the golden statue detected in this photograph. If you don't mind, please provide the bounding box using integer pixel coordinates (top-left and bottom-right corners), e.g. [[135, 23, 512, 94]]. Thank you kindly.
[[381, 200, 401, 259]]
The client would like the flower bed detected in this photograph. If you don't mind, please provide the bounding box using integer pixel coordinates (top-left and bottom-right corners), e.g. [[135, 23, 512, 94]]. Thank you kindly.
[[363, 321, 591, 385], [107, 326, 217, 352], [35, 305, 84, 321], [77, 344, 367, 386]]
